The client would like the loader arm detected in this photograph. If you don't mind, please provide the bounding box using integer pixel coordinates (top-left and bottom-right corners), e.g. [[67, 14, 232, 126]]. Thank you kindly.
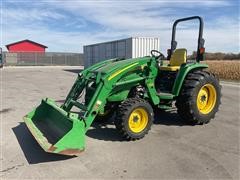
[[24, 56, 158, 156], [63, 56, 159, 129]]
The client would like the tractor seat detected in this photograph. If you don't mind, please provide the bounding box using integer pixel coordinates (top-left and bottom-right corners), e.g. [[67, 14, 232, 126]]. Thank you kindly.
[[160, 48, 187, 71]]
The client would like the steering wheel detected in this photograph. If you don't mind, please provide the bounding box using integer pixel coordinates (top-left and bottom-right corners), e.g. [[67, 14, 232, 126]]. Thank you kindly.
[[151, 50, 165, 59], [151, 50, 165, 67]]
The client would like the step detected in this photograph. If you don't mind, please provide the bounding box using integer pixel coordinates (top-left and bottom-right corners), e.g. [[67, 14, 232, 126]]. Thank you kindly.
[[157, 92, 174, 100]]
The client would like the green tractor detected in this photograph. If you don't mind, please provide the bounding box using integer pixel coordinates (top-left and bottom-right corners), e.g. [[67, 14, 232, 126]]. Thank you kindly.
[[24, 16, 221, 156]]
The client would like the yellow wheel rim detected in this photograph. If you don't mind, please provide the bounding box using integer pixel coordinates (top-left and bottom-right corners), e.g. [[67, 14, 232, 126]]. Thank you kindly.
[[128, 108, 149, 133], [197, 84, 217, 114]]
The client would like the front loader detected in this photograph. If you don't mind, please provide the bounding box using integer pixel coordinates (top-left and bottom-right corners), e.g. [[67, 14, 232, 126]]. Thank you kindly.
[[24, 16, 221, 156]]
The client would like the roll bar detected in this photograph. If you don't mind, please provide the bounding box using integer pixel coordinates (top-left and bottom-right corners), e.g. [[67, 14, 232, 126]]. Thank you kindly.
[[169, 16, 205, 62]]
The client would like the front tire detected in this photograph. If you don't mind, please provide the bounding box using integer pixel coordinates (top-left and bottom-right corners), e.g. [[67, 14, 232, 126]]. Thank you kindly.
[[115, 98, 154, 140], [176, 70, 221, 124]]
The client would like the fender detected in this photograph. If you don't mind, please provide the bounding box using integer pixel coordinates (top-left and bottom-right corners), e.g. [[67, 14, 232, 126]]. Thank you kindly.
[[172, 63, 208, 96]]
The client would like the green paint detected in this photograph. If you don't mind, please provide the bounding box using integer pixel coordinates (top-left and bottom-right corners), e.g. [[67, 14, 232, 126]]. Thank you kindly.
[[108, 90, 130, 102], [24, 99, 85, 154], [158, 92, 174, 100], [172, 63, 208, 96], [23, 55, 209, 156]]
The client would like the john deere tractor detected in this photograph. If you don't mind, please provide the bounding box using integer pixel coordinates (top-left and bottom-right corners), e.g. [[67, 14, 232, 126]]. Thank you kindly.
[[24, 16, 221, 156]]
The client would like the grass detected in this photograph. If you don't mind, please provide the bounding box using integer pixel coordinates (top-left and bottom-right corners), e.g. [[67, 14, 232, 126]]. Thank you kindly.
[[205, 60, 240, 81]]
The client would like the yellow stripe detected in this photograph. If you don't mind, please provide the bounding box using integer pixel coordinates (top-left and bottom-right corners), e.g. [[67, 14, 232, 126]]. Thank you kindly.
[[108, 62, 139, 80]]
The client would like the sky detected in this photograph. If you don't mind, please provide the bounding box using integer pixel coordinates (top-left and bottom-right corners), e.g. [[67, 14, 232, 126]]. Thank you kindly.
[[0, 0, 239, 54]]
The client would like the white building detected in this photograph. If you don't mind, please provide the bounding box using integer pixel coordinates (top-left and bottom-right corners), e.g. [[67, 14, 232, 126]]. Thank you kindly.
[[83, 37, 160, 67]]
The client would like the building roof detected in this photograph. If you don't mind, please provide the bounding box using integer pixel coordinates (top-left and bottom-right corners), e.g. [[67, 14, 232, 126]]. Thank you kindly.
[[6, 39, 48, 49]]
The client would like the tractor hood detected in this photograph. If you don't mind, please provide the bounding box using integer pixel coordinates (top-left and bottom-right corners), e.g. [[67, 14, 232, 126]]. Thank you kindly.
[[92, 57, 152, 75]]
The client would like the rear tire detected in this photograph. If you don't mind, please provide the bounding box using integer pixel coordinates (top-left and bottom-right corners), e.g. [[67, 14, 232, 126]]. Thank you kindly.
[[176, 70, 221, 125], [115, 98, 154, 140]]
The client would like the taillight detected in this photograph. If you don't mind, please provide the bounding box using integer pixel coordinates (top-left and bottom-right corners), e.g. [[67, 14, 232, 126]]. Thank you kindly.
[[199, 47, 205, 54]]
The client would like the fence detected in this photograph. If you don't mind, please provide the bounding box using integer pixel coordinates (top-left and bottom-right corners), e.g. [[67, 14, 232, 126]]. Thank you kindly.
[[3, 52, 84, 66]]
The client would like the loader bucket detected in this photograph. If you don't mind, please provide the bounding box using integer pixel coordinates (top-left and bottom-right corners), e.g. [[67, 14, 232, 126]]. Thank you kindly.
[[23, 98, 86, 156]]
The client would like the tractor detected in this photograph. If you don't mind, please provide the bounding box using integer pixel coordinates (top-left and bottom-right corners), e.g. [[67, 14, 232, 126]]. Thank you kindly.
[[24, 16, 221, 156]]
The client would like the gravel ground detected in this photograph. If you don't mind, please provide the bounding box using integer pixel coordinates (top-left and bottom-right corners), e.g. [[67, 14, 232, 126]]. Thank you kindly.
[[0, 67, 239, 179]]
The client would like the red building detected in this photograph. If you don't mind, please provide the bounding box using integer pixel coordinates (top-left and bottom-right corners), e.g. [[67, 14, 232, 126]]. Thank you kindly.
[[6, 39, 47, 52]]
